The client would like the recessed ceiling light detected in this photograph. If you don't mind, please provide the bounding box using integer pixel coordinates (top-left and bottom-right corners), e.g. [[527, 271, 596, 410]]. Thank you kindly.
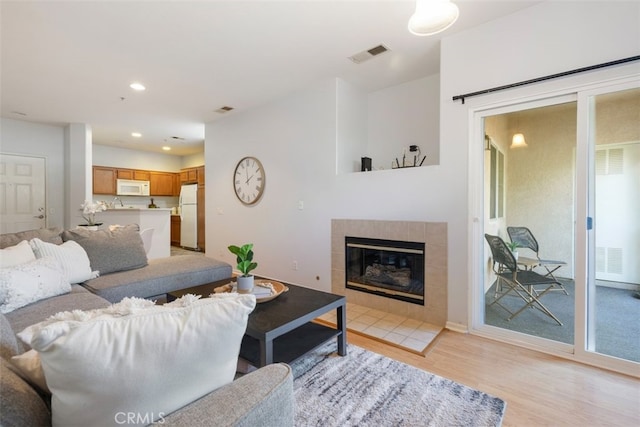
[[162, 146, 171, 151], [131, 132, 142, 138], [129, 82, 146, 91]]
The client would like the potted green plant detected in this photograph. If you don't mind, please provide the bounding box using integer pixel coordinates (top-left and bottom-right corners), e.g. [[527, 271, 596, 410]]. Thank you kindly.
[[506, 241, 519, 261], [228, 243, 258, 293]]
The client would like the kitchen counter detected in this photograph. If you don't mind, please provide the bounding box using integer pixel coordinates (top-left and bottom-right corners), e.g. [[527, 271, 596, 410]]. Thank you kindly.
[[100, 209, 171, 259]]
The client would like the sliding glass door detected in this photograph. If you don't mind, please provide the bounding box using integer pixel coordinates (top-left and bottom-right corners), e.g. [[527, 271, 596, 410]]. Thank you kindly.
[[482, 99, 577, 346], [475, 80, 639, 374], [585, 86, 640, 363]]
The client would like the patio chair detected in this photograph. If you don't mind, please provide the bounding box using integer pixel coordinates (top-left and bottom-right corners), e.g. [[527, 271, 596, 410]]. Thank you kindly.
[[485, 234, 563, 325], [507, 226, 569, 295]]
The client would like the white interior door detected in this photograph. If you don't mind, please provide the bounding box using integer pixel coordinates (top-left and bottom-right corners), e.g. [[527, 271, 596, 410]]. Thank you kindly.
[[0, 154, 46, 233]]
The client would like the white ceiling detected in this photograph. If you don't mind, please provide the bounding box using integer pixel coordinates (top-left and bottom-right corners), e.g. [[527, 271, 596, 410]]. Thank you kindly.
[[1, 0, 540, 156]]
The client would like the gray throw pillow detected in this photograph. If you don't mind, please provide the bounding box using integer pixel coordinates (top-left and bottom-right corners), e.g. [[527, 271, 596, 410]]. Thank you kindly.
[[61, 224, 148, 275], [0, 227, 63, 249]]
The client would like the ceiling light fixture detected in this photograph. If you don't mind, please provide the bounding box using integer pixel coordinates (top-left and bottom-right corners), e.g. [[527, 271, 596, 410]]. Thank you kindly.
[[510, 112, 528, 148], [129, 82, 146, 91], [162, 146, 171, 151], [511, 133, 528, 148], [131, 132, 142, 138], [408, 0, 459, 36]]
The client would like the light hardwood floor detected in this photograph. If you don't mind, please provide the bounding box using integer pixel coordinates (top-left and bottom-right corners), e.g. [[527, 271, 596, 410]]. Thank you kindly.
[[348, 330, 640, 426]]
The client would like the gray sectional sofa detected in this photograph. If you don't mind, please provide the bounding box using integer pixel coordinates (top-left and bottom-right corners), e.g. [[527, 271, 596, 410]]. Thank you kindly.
[[0, 227, 295, 426]]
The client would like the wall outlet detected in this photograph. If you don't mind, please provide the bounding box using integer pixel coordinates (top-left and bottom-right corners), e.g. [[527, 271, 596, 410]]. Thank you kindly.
[[292, 260, 298, 270]]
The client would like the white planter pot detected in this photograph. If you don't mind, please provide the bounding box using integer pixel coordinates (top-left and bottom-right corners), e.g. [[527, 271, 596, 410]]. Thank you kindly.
[[78, 224, 100, 231], [511, 251, 519, 261], [236, 275, 254, 294]]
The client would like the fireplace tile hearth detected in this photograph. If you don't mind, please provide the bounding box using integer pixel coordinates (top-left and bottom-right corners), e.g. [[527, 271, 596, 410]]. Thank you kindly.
[[316, 302, 442, 353]]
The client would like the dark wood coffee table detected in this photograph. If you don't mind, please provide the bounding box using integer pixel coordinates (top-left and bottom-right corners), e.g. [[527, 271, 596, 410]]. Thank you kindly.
[[167, 278, 347, 368]]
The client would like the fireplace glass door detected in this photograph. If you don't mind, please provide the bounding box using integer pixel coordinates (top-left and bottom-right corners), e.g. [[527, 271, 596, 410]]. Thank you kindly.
[[346, 237, 425, 305]]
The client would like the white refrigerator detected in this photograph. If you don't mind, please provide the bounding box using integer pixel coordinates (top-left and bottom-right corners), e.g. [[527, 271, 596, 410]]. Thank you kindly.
[[179, 184, 198, 249]]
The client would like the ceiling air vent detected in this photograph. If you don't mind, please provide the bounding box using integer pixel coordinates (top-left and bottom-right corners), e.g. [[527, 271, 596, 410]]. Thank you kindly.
[[215, 106, 234, 114], [348, 44, 390, 64]]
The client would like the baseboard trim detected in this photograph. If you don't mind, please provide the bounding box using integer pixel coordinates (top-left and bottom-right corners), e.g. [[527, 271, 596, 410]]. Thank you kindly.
[[445, 321, 468, 333]]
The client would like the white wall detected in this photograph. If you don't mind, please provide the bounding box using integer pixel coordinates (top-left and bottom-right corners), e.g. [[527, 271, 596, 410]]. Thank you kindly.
[[93, 144, 183, 172], [336, 79, 367, 174], [440, 0, 640, 327], [181, 152, 205, 169], [205, 78, 339, 287], [368, 74, 440, 169], [205, 75, 444, 291], [0, 118, 66, 227]]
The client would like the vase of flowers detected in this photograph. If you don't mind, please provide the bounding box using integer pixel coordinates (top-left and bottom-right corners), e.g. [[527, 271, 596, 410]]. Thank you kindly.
[[79, 200, 107, 230]]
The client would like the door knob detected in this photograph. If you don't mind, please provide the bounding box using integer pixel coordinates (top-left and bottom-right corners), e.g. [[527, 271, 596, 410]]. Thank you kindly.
[[33, 215, 45, 219]]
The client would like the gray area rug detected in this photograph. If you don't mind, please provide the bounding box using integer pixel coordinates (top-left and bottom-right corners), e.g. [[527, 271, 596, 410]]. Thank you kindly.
[[290, 343, 506, 426]]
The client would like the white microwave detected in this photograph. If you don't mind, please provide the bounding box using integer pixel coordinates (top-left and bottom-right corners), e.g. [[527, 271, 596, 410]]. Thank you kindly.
[[116, 179, 150, 196]]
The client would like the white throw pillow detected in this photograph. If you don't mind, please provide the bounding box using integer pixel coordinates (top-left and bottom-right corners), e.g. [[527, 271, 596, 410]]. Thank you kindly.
[[29, 293, 256, 427], [0, 257, 71, 314], [0, 240, 36, 268], [17, 296, 157, 345], [29, 238, 98, 284]]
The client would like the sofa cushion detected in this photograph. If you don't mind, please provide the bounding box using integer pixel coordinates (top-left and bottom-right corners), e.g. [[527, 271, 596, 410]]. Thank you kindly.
[[61, 224, 148, 275], [81, 255, 232, 303], [29, 238, 97, 284], [0, 358, 51, 427], [0, 257, 71, 314], [0, 240, 36, 268], [4, 285, 110, 343], [0, 313, 21, 359], [0, 227, 62, 249], [30, 294, 256, 427], [159, 363, 294, 427]]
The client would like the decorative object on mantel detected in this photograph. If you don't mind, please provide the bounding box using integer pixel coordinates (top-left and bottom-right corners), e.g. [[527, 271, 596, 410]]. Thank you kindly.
[[79, 200, 107, 229], [361, 157, 372, 172], [392, 145, 426, 169], [228, 243, 258, 294]]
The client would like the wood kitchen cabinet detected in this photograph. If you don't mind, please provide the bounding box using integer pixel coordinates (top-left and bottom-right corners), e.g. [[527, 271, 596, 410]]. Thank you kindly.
[[116, 169, 134, 180], [116, 168, 150, 181], [134, 170, 150, 181], [197, 166, 205, 186], [93, 166, 116, 195], [149, 172, 175, 196], [180, 167, 198, 184], [173, 173, 181, 196], [170, 215, 181, 246], [197, 169, 205, 251], [94, 165, 180, 196]]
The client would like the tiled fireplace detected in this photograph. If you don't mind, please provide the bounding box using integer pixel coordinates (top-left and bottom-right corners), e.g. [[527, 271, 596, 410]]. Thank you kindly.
[[332, 219, 447, 326]]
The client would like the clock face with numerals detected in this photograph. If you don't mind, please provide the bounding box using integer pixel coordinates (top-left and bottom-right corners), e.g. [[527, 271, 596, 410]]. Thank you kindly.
[[233, 156, 265, 205]]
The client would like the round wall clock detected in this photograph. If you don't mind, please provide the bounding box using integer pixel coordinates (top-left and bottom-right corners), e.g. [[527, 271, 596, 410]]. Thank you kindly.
[[233, 156, 266, 205]]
